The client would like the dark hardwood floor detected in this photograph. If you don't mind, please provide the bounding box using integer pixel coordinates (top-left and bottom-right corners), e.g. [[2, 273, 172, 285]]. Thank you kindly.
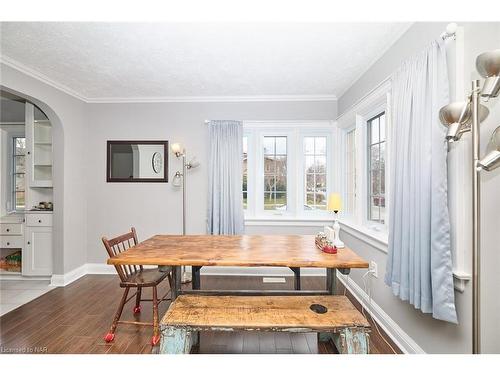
[[0, 274, 400, 354]]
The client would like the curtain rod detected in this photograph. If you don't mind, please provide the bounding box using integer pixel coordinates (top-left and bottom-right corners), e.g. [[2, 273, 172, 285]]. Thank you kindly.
[[441, 23, 458, 41]]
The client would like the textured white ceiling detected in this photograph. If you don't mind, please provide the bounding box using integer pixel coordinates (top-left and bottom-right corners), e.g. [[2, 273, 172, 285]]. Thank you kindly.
[[0, 22, 411, 101]]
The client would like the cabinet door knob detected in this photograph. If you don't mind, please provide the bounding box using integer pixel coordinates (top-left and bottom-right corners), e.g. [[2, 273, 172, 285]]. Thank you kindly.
[[27, 151, 31, 155], [6, 242, 10, 246], [27, 241, 31, 245], [6, 228, 9, 232], [38, 220, 42, 223]]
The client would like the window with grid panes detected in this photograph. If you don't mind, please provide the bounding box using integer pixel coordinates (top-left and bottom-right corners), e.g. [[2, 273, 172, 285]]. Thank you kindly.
[[12, 137, 26, 211], [304, 136, 327, 210], [367, 112, 386, 224], [242, 136, 248, 209], [263, 136, 287, 211]]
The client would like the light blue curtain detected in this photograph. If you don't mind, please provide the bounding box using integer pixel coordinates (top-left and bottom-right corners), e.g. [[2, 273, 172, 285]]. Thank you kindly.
[[384, 40, 458, 323], [207, 120, 244, 235]]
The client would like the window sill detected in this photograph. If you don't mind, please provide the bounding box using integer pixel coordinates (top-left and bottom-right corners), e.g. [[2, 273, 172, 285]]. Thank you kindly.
[[245, 215, 333, 227], [338, 219, 389, 253]]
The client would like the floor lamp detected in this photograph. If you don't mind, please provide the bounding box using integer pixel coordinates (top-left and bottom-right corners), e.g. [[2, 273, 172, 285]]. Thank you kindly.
[[439, 49, 500, 354], [171, 142, 200, 283]]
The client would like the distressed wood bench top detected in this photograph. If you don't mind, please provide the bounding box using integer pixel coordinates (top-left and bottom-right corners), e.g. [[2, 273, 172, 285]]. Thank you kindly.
[[108, 234, 369, 269], [161, 295, 370, 332]]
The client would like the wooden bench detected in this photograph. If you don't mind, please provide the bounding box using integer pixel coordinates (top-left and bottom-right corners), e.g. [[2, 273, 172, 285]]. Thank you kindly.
[[159, 295, 371, 354]]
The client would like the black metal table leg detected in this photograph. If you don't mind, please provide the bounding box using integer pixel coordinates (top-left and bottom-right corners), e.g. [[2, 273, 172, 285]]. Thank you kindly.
[[290, 267, 301, 290], [192, 266, 202, 290], [326, 268, 337, 295], [171, 266, 182, 300]]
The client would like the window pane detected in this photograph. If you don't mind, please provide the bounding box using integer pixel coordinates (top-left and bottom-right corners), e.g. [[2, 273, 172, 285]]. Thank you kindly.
[[243, 174, 247, 192], [275, 192, 287, 208], [315, 137, 326, 155], [315, 191, 327, 207], [14, 156, 26, 173], [370, 170, 380, 196], [314, 156, 326, 173], [306, 174, 314, 191], [370, 117, 380, 144], [264, 175, 276, 191], [243, 136, 248, 155], [315, 174, 326, 190], [15, 192, 25, 210], [370, 144, 379, 171], [264, 192, 276, 210], [275, 175, 287, 191], [15, 174, 25, 192], [275, 137, 287, 155], [367, 113, 386, 224], [264, 155, 277, 173], [15, 138, 26, 155], [302, 136, 328, 211], [242, 136, 248, 210], [12, 137, 27, 211], [380, 114, 386, 142], [263, 136, 287, 211], [263, 137, 275, 155], [306, 193, 315, 206], [304, 137, 315, 155], [370, 197, 380, 221], [305, 155, 315, 174], [276, 156, 287, 175]]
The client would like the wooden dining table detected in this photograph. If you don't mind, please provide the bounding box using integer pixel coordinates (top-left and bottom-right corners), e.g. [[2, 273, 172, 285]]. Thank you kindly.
[[107, 234, 369, 299]]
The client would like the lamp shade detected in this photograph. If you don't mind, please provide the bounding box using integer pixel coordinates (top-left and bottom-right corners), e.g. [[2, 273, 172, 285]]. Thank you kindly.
[[478, 126, 500, 171], [327, 193, 342, 212], [171, 143, 183, 154], [476, 49, 500, 99]]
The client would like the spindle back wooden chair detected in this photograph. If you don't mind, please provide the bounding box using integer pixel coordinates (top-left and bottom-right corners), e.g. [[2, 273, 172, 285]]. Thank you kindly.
[[102, 227, 173, 346]]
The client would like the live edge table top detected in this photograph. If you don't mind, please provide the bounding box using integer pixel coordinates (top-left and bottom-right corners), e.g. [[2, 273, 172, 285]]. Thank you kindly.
[[107, 235, 369, 269]]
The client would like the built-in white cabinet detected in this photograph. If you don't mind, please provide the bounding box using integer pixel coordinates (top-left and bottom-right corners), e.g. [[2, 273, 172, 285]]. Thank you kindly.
[[22, 213, 53, 276], [1, 100, 53, 279]]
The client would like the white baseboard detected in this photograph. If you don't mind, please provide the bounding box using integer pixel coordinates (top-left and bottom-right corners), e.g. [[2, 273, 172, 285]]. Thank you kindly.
[[86, 263, 117, 274], [337, 272, 425, 354], [50, 264, 88, 287]]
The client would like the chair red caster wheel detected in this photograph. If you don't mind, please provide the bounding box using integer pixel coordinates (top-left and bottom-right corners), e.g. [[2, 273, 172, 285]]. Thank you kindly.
[[133, 305, 142, 314], [151, 335, 161, 346], [104, 332, 115, 343]]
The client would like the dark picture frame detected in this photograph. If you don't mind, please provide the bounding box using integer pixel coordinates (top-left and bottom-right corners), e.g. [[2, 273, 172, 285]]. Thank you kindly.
[[106, 140, 169, 183]]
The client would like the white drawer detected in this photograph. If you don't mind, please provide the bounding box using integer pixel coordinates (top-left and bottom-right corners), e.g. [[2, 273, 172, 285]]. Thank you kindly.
[[26, 214, 53, 227], [0, 223, 23, 235], [1, 236, 23, 249]]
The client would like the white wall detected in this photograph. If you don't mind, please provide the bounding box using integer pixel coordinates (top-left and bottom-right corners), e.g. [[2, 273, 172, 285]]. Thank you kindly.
[[337, 22, 500, 353], [1, 63, 88, 274], [85, 101, 337, 264]]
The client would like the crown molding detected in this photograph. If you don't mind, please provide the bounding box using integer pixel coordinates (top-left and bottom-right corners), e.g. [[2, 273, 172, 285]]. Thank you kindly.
[[85, 94, 337, 103], [1, 55, 337, 104], [0, 55, 88, 102]]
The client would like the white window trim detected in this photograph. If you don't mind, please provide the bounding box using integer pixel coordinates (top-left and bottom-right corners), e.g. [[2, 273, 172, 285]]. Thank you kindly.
[[337, 80, 391, 240], [243, 121, 334, 222]]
